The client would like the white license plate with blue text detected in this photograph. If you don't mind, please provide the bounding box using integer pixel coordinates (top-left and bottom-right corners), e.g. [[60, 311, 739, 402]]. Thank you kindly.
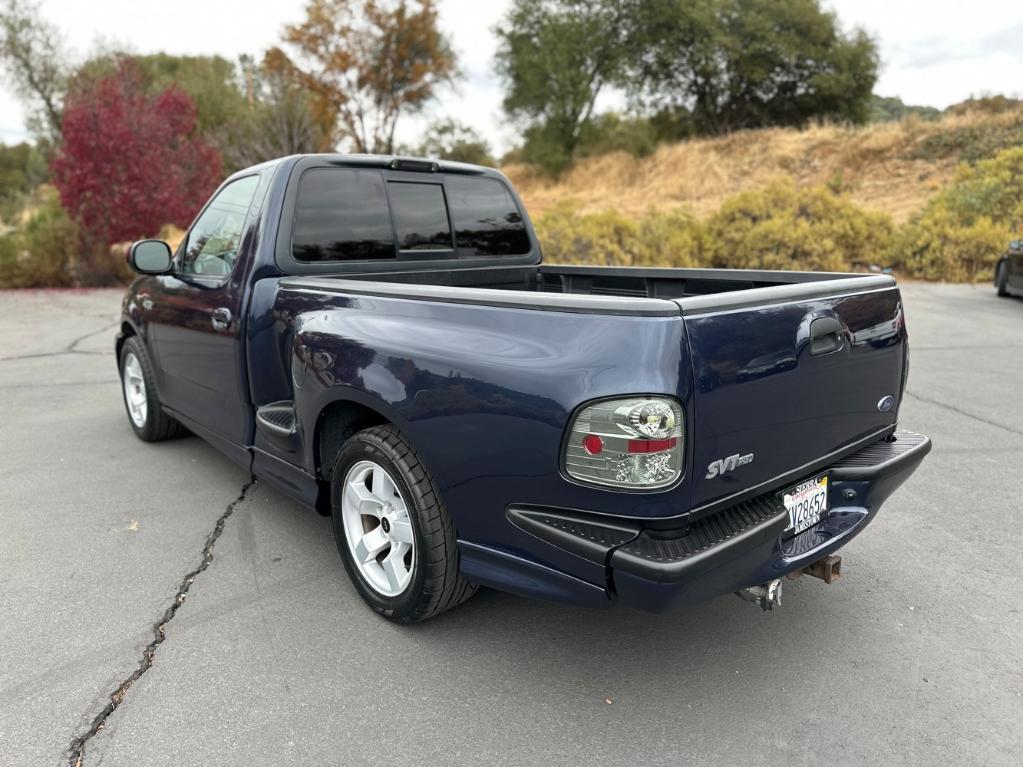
[[783, 475, 828, 534]]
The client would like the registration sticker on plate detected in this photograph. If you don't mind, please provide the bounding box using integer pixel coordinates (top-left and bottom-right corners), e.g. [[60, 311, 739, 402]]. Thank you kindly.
[[783, 475, 829, 535]]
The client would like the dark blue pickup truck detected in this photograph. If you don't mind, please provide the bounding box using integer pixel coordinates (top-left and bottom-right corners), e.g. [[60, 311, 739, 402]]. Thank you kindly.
[[118, 155, 930, 623]]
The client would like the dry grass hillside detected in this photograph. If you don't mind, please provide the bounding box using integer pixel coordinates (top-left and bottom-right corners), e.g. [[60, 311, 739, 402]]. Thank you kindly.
[[505, 107, 1023, 223]]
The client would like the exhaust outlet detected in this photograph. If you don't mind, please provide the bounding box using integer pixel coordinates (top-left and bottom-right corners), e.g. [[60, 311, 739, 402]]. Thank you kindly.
[[736, 579, 783, 611]]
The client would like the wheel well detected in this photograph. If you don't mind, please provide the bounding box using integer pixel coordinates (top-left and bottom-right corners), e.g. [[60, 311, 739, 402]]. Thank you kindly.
[[315, 400, 389, 481], [116, 322, 135, 360]]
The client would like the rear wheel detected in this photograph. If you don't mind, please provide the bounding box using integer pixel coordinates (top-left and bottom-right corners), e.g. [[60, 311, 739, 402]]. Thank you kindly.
[[330, 424, 477, 623], [996, 261, 1010, 297], [119, 336, 187, 442]]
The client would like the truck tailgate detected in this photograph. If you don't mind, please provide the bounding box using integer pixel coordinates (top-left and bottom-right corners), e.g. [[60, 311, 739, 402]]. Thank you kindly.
[[680, 280, 906, 510]]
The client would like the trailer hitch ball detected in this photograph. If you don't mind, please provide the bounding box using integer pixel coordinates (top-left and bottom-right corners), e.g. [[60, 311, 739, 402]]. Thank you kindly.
[[737, 578, 783, 611]]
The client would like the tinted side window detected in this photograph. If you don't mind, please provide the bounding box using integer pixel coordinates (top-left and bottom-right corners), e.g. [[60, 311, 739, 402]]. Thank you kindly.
[[387, 182, 453, 251], [446, 177, 530, 257], [292, 169, 395, 261], [181, 175, 259, 277]]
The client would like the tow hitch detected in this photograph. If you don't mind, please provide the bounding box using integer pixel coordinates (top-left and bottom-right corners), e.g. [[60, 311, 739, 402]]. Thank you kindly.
[[737, 555, 844, 611], [801, 554, 842, 583], [736, 579, 783, 611]]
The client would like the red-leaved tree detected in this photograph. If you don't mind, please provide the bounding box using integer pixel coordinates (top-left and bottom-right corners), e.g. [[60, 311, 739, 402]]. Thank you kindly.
[[52, 61, 222, 253]]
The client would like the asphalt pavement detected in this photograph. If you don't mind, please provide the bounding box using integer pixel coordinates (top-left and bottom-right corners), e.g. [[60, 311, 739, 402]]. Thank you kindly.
[[1, 283, 1020, 766]]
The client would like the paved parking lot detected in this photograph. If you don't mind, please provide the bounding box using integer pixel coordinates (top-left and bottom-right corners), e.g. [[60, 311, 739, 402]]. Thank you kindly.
[[1, 283, 1021, 766]]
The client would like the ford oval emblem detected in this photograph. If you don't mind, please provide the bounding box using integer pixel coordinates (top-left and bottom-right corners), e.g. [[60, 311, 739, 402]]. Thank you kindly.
[[877, 395, 896, 413]]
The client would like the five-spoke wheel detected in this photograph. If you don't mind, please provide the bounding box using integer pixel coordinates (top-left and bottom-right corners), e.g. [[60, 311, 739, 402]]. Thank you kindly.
[[330, 425, 478, 622], [340, 460, 416, 597], [118, 335, 187, 441], [122, 352, 148, 428]]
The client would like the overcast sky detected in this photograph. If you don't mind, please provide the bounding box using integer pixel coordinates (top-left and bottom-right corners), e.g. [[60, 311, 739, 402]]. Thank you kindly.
[[1, 0, 1022, 151]]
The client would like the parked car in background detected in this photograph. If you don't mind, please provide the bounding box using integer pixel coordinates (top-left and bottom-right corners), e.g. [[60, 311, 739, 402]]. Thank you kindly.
[[995, 240, 1023, 297], [116, 154, 930, 623]]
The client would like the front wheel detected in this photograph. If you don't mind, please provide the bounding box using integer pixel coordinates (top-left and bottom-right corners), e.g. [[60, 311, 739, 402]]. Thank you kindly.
[[119, 336, 187, 442], [330, 425, 477, 623], [996, 261, 1010, 297]]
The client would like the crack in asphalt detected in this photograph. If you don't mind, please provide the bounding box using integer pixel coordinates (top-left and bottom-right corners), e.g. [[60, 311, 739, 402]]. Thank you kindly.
[[0, 319, 119, 362], [905, 390, 1023, 437], [68, 320, 120, 353], [64, 477, 257, 767]]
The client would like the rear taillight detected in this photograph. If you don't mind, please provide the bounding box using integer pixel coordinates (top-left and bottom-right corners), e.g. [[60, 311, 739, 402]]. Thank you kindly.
[[563, 396, 684, 489]]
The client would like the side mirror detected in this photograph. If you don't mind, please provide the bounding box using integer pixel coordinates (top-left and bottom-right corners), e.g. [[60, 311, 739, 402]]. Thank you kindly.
[[128, 240, 173, 274]]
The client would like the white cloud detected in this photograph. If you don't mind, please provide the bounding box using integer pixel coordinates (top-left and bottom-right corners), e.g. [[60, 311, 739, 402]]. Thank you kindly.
[[826, 0, 1023, 107]]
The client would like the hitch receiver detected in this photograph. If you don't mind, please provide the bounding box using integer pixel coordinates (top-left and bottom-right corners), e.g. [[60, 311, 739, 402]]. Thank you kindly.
[[803, 554, 842, 584]]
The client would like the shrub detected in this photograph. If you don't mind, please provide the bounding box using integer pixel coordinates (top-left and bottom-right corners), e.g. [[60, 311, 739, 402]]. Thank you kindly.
[[535, 204, 644, 265], [703, 180, 895, 272], [634, 209, 704, 267], [535, 183, 895, 274], [534, 204, 703, 267], [0, 188, 81, 288], [576, 113, 661, 159], [0, 185, 139, 288], [890, 211, 1011, 282], [891, 147, 1023, 280], [906, 109, 1023, 164]]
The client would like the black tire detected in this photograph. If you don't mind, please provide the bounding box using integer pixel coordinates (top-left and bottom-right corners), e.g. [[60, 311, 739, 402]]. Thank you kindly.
[[996, 261, 1010, 297], [330, 424, 477, 623], [119, 336, 187, 442]]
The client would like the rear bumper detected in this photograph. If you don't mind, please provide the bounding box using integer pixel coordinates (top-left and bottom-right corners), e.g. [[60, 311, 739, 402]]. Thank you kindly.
[[506, 430, 931, 613]]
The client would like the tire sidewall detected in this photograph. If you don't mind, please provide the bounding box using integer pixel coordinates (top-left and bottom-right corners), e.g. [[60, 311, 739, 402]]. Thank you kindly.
[[997, 262, 1009, 295], [120, 338, 151, 439], [330, 434, 428, 620]]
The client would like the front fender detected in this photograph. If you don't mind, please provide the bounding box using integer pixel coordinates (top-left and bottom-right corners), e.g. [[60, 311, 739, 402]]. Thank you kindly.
[[116, 277, 154, 361]]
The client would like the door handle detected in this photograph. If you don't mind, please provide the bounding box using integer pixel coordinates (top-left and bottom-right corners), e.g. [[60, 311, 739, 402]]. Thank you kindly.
[[211, 307, 232, 332], [809, 316, 844, 356]]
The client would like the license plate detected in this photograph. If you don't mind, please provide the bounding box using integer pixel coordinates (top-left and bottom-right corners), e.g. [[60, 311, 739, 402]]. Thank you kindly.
[[782, 475, 829, 534]]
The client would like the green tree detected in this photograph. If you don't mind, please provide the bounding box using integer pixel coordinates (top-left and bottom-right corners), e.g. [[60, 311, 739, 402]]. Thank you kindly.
[[0, 0, 70, 139], [0, 141, 46, 218], [868, 95, 940, 124], [277, 0, 458, 154], [74, 53, 249, 137], [402, 118, 494, 165], [73, 52, 327, 171], [634, 0, 879, 134], [218, 52, 331, 169], [494, 0, 641, 173]]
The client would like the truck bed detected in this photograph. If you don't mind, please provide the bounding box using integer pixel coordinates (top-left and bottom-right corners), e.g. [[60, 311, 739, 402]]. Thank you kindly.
[[281, 264, 893, 317], [274, 262, 905, 514]]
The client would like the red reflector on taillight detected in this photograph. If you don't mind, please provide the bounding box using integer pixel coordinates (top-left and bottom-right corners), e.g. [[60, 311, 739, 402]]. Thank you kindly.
[[582, 434, 604, 455], [627, 437, 678, 454]]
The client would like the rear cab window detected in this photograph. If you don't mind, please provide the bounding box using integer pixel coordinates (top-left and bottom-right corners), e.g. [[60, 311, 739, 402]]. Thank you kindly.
[[446, 176, 530, 257], [292, 169, 394, 261], [289, 166, 532, 266], [387, 182, 453, 251]]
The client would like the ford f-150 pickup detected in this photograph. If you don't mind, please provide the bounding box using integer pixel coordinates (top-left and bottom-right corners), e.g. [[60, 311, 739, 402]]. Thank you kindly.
[[118, 154, 931, 623]]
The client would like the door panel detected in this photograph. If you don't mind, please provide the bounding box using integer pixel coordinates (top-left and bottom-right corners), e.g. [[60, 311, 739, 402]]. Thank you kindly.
[[148, 277, 248, 441], [147, 174, 261, 446]]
